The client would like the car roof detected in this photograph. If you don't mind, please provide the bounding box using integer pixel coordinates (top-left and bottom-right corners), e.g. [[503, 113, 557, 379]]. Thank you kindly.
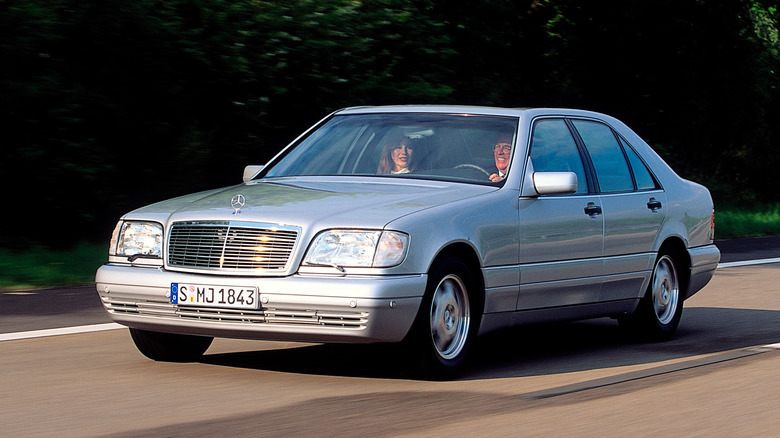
[[334, 105, 610, 120]]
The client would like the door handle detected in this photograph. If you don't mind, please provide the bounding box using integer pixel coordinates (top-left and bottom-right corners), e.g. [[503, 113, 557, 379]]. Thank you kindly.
[[647, 198, 662, 212], [584, 202, 602, 217]]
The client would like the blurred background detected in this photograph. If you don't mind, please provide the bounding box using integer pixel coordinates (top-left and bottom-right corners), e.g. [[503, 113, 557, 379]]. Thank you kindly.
[[1, 0, 778, 253]]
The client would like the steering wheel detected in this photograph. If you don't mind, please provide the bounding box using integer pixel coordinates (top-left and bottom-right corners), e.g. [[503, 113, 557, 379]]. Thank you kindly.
[[454, 163, 491, 177]]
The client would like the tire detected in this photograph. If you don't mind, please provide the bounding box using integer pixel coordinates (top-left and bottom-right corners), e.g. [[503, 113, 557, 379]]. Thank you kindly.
[[619, 252, 683, 341], [129, 328, 213, 362], [405, 257, 480, 380]]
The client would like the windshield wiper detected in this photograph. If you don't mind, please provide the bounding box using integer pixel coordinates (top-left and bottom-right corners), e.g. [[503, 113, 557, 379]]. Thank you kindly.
[[302, 262, 345, 272], [127, 254, 161, 262]]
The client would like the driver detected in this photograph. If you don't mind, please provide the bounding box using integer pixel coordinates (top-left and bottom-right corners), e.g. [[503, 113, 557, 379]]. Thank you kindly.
[[489, 134, 513, 182]]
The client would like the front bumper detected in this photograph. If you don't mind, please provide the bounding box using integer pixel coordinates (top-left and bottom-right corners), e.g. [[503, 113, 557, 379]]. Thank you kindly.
[[95, 264, 426, 343]]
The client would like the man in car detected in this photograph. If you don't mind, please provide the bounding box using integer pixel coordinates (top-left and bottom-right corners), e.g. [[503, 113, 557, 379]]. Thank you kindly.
[[489, 134, 513, 182]]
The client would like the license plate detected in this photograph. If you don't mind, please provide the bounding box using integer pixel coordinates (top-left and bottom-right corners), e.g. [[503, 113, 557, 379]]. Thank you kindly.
[[170, 283, 258, 309]]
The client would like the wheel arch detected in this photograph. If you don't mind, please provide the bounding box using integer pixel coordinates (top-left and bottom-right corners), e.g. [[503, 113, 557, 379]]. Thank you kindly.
[[428, 242, 486, 317], [657, 236, 691, 300]]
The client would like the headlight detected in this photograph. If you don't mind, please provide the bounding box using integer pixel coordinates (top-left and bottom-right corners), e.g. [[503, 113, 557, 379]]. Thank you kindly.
[[109, 221, 163, 258], [304, 230, 409, 268]]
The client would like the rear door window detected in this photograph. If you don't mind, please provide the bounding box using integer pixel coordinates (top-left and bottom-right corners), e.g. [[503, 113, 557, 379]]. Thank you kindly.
[[571, 120, 633, 193]]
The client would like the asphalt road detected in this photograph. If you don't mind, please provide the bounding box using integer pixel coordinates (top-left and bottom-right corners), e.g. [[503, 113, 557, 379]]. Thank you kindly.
[[1, 236, 779, 437]]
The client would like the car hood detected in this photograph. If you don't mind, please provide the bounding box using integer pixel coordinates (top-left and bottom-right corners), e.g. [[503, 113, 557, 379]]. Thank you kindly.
[[126, 176, 496, 230]]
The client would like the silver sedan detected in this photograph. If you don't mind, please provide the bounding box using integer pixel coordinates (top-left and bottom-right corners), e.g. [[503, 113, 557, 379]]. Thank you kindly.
[[96, 106, 720, 378]]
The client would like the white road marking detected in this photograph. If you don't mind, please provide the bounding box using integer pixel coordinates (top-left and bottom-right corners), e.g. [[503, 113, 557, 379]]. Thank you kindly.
[[0, 323, 124, 342], [718, 257, 780, 269]]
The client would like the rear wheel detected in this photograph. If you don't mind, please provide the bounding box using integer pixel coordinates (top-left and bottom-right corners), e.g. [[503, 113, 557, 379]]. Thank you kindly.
[[129, 328, 213, 362], [405, 257, 480, 379], [619, 252, 683, 341]]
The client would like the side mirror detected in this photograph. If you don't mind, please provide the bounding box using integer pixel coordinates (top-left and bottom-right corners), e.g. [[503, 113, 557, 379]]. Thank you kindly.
[[532, 171, 578, 195], [242, 165, 265, 182]]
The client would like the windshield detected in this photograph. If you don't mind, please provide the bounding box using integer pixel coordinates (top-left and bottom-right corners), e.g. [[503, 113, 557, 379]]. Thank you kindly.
[[262, 113, 518, 184]]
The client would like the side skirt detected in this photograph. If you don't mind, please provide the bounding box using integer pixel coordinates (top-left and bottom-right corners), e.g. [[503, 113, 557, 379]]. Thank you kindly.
[[477, 299, 639, 337]]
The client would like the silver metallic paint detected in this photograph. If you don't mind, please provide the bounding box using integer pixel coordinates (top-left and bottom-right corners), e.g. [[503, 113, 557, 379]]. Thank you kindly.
[[96, 105, 719, 344]]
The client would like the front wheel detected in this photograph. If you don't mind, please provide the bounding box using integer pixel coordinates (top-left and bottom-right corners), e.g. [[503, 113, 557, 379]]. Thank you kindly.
[[129, 328, 213, 362], [619, 252, 683, 341], [405, 258, 480, 379]]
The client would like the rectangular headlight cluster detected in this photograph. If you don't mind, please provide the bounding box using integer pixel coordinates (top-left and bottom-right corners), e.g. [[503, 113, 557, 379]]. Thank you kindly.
[[109, 221, 164, 259], [304, 230, 409, 268]]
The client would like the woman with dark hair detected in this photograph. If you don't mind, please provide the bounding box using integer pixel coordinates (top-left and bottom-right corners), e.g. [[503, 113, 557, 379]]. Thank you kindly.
[[377, 133, 417, 174]]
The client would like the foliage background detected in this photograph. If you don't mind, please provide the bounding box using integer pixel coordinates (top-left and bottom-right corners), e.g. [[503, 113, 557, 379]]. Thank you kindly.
[[2, 0, 778, 249]]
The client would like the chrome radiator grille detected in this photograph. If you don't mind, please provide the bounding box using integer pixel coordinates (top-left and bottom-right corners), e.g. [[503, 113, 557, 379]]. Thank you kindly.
[[167, 221, 299, 272]]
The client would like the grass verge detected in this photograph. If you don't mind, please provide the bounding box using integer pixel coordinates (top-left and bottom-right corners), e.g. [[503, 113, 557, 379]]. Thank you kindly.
[[0, 243, 107, 291], [716, 203, 780, 239]]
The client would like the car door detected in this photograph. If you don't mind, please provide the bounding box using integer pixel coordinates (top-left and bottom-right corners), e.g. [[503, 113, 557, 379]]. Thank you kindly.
[[516, 118, 605, 310], [569, 119, 666, 302]]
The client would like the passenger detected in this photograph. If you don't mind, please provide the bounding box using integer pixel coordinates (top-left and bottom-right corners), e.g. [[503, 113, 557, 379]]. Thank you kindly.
[[489, 134, 513, 182], [377, 133, 417, 174]]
